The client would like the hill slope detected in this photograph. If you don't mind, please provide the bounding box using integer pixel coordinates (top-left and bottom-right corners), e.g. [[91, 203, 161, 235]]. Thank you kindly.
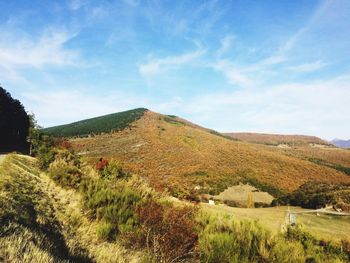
[[42, 108, 147, 137], [57, 110, 350, 198], [224, 132, 330, 147]]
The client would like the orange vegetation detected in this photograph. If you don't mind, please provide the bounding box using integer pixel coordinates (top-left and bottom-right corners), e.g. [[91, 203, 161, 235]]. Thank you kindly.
[[70, 111, 350, 196], [225, 132, 330, 146]]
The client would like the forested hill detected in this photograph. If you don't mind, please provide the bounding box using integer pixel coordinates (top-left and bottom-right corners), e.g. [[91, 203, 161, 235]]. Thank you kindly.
[[42, 108, 148, 137], [0, 87, 30, 153]]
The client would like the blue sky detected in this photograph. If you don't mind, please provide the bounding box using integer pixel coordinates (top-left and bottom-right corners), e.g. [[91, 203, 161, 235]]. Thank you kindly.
[[0, 0, 349, 139]]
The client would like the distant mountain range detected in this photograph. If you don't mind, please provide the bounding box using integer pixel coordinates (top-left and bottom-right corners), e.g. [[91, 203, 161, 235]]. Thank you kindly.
[[331, 139, 350, 149]]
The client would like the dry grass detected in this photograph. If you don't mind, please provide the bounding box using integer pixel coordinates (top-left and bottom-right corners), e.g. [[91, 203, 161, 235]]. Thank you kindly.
[[0, 154, 143, 263], [70, 111, 350, 196], [224, 132, 329, 146], [212, 184, 274, 205], [201, 203, 350, 243]]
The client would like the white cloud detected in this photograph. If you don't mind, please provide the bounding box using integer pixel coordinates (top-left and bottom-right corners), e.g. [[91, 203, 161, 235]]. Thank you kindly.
[[20, 89, 150, 127], [213, 60, 253, 88], [287, 60, 327, 72], [183, 73, 350, 139], [139, 48, 205, 77], [217, 35, 234, 56], [0, 28, 79, 69]]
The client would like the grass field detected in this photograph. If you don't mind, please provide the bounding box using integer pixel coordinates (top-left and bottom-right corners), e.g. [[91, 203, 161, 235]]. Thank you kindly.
[[298, 213, 350, 241], [201, 203, 350, 243]]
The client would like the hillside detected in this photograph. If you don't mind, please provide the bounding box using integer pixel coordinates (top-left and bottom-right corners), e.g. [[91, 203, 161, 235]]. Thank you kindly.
[[224, 132, 330, 147], [42, 108, 147, 137], [2, 154, 349, 262], [50, 110, 350, 198]]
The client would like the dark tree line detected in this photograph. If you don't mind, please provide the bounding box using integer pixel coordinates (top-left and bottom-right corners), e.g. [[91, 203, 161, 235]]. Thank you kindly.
[[0, 86, 30, 153]]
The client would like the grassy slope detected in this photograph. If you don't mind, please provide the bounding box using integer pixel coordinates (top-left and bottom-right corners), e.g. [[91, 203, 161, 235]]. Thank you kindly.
[[225, 132, 350, 174], [0, 154, 141, 263], [42, 108, 147, 137], [252, 143, 350, 176], [202, 203, 350, 242], [70, 111, 350, 196]]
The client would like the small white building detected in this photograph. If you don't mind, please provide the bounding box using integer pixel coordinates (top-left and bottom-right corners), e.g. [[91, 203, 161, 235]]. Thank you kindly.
[[209, 200, 215, 205]]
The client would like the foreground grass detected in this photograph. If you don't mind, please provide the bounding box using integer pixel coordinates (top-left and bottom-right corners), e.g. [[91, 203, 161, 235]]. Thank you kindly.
[[0, 154, 86, 262], [0, 154, 141, 263]]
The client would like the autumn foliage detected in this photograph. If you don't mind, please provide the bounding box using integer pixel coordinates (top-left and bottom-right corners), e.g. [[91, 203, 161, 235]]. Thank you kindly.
[[95, 158, 109, 171], [133, 201, 199, 262]]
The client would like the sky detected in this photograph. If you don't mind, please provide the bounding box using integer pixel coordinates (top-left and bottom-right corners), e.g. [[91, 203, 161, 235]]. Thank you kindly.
[[0, 0, 349, 140]]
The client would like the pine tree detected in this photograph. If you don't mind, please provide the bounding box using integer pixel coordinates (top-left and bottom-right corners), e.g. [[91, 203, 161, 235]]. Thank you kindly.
[[0, 86, 30, 152]]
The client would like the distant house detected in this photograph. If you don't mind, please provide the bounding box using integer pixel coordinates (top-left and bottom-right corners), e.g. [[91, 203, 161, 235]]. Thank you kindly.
[[209, 200, 215, 205]]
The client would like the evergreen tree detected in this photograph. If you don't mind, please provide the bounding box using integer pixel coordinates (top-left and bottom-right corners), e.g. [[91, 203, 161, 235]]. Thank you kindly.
[[0, 86, 30, 152]]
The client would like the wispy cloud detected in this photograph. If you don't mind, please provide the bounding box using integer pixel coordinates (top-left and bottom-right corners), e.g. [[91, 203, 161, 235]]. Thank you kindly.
[[183, 73, 350, 139], [213, 60, 253, 87], [287, 60, 327, 72], [280, 1, 333, 54], [216, 35, 234, 56], [0, 28, 79, 69], [139, 48, 205, 77], [20, 89, 150, 127]]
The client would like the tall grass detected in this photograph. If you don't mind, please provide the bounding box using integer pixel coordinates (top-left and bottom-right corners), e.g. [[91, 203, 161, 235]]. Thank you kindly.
[[197, 213, 349, 263], [0, 154, 91, 262]]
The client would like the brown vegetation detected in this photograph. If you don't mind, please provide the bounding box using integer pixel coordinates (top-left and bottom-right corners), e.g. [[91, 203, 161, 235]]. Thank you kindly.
[[225, 132, 330, 146], [70, 111, 350, 198]]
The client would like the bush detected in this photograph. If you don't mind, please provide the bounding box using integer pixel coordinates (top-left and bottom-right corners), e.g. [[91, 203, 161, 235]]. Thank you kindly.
[[96, 222, 116, 241], [133, 201, 199, 262], [54, 149, 81, 167], [48, 162, 83, 189], [37, 143, 57, 169], [197, 213, 348, 263], [96, 159, 129, 180], [79, 178, 141, 236], [198, 215, 277, 263]]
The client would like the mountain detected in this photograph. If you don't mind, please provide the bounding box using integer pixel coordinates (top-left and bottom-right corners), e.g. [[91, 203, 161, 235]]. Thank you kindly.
[[44, 109, 350, 198], [42, 108, 147, 137], [331, 139, 350, 149], [224, 132, 330, 147]]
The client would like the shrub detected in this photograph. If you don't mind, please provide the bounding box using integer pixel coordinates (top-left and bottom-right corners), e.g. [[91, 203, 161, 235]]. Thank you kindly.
[[197, 213, 348, 263], [37, 143, 57, 169], [79, 178, 141, 236], [48, 162, 83, 189], [95, 158, 109, 171], [54, 149, 81, 167], [97, 159, 129, 180], [133, 201, 199, 262], [198, 215, 277, 263], [96, 222, 116, 241]]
